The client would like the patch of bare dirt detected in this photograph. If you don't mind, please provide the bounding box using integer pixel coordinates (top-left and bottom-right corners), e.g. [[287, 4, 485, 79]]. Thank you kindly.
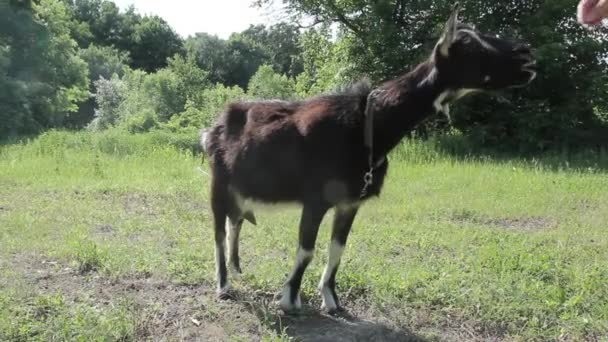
[[122, 193, 158, 219], [12, 256, 258, 341], [484, 217, 554, 231], [6, 253, 532, 342], [452, 211, 555, 231], [93, 224, 115, 236], [8, 255, 432, 342]]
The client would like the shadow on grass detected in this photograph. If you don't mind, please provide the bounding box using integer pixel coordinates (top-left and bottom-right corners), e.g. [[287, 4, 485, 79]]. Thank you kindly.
[[236, 290, 428, 342]]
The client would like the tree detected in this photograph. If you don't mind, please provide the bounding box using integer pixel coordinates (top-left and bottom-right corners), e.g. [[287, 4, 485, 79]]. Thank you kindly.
[[0, 0, 89, 137], [248, 64, 296, 99], [223, 33, 268, 89], [130, 15, 184, 72], [88, 75, 125, 131], [62, 0, 183, 72], [257, 0, 608, 149], [68, 44, 130, 128], [241, 23, 304, 77], [185, 33, 230, 85], [185, 26, 300, 90]]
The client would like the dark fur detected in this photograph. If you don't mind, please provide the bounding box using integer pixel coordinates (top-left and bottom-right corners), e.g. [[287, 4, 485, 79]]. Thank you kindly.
[[203, 7, 536, 311], [206, 80, 387, 204]]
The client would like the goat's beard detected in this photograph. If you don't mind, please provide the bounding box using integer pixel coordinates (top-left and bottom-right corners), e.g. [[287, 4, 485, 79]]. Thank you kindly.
[[578, 0, 603, 25]]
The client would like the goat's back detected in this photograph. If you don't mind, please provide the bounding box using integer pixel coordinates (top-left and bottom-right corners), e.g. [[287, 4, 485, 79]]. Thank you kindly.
[[204, 83, 386, 203]]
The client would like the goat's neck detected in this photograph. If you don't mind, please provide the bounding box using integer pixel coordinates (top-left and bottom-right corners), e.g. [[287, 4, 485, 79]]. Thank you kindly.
[[372, 60, 445, 158]]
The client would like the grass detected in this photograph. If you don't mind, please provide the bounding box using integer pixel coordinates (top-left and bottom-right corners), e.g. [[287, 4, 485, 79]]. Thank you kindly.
[[0, 130, 607, 341]]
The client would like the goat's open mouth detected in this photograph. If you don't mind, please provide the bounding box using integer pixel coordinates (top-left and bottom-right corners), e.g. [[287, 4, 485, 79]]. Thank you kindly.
[[522, 61, 537, 77], [510, 62, 537, 88]]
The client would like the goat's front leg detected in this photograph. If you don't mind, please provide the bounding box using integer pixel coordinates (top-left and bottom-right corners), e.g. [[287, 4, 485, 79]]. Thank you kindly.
[[319, 205, 358, 313], [279, 202, 328, 313]]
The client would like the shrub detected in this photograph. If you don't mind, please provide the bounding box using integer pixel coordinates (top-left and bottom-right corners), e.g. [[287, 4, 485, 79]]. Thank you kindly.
[[88, 75, 126, 131], [248, 64, 296, 100], [165, 83, 248, 131]]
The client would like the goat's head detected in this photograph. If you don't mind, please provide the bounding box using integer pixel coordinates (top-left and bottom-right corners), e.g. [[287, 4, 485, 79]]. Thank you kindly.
[[432, 4, 536, 93]]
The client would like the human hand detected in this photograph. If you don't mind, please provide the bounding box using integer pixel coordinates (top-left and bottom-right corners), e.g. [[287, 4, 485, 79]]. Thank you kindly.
[[578, 0, 608, 25]]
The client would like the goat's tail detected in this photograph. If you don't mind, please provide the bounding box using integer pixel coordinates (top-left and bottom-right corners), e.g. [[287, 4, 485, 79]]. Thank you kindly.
[[199, 128, 210, 155]]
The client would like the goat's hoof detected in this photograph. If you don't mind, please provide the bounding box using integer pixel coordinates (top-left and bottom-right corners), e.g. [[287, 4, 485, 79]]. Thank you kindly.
[[321, 301, 345, 314], [323, 305, 345, 315], [277, 294, 302, 314], [216, 289, 234, 301], [279, 304, 302, 315]]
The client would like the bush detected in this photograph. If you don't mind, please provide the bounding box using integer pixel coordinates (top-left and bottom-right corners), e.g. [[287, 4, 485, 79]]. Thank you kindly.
[[24, 129, 200, 157], [88, 75, 126, 131], [248, 64, 296, 100], [295, 29, 360, 97], [165, 83, 248, 131], [120, 110, 159, 133]]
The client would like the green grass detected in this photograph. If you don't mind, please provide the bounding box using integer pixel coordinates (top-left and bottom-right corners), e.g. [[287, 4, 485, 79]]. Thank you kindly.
[[1, 130, 607, 341]]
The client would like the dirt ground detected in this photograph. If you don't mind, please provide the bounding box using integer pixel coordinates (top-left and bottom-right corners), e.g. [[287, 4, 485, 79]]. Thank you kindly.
[[7, 254, 438, 342]]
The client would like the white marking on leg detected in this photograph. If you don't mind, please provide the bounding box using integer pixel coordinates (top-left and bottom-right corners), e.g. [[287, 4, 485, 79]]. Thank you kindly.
[[279, 247, 313, 311], [319, 240, 345, 311], [225, 219, 241, 275], [215, 239, 230, 293]]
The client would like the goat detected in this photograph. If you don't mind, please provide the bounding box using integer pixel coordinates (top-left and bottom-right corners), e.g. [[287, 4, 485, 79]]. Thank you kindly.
[[202, 4, 536, 313]]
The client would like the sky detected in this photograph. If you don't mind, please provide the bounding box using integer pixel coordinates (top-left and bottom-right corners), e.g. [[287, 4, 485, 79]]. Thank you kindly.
[[112, 0, 285, 39]]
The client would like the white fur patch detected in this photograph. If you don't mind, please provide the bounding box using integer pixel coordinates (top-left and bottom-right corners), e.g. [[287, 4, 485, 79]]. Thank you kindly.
[[459, 29, 498, 52], [433, 91, 451, 116], [418, 67, 438, 88], [319, 240, 345, 311], [215, 241, 230, 293], [433, 89, 480, 123], [454, 88, 479, 99], [225, 219, 241, 275], [279, 286, 302, 311], [230, 189, 296, 215], [279, 247, 313, 311]]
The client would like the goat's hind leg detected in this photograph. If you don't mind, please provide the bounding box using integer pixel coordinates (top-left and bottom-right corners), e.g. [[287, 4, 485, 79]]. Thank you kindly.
[[319, 205, 358, 313], [210, 176, 232, 300], [226, 215, 243, 275], [226, 207, 256, 275]]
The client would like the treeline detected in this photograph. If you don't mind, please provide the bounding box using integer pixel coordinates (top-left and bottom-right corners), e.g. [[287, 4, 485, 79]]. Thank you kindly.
[[2, 0, 608, 150]]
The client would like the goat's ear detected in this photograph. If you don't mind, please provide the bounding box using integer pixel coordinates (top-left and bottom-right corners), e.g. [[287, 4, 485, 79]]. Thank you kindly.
[[437, 3, 460, 57]]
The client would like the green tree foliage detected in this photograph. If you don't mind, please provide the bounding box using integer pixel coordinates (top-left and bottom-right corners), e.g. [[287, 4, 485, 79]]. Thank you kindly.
[[165, 84, 248, 131], [90, 55, 208, 132], [130, 16, 184, 72], [66, 44, 130, 128], [62, 0, 183, 72], [0, 0, 89, 137], [295, 27, 359, 96], [80, 44, 130, 82], [185, 32, 266, 89], [185, 33, 231, 86], [241, 23, 304, 77], [258, 0, 608, 150], [88, 75, 125, 131], [185, 23, 303, 89], [248, 64, 296, 99]]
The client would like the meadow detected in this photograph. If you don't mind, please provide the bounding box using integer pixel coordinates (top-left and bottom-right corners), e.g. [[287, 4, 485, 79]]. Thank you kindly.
[[0, 130, 607, 341]]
